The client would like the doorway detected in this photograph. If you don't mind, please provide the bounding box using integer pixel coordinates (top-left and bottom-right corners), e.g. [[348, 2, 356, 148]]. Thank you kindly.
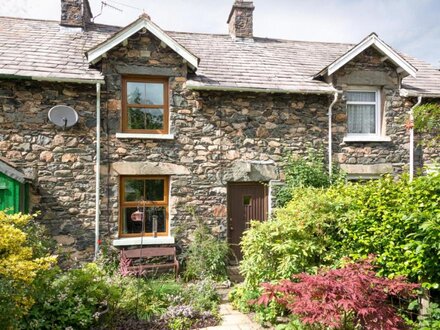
[[227, 182, 268, 261]]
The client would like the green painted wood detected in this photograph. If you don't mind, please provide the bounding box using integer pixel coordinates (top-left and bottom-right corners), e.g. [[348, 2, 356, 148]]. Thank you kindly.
[[0, 172, 23, 213]]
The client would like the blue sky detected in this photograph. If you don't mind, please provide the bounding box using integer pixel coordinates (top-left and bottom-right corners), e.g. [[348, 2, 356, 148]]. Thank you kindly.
[[2, 0, 440, 66]]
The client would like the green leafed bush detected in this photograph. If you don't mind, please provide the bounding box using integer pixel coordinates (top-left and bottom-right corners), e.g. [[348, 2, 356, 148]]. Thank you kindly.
[[182, 213, 229, 282], [239, 172, 440, 291], [275, 148, 345, 207], [340, 173, 440, 285], [413, 103, 440, 145], [240, 186, 353, 289], [0, 212, 56, 329], [22, 263, 121, 329]]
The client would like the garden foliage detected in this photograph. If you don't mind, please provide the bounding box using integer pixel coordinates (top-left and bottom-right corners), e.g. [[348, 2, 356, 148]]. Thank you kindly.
[[23, 263, 120, 329], [182, 211, 229, 281], [0, 212, 222, 329], [341, 173, 440, 285], [239, 186, 353, 289], [232, 172, 440, 328], [0, 212, 55, 328], [276, 149, 344, 207], [258, 258, 419, 330], [413, 102, 440, 144], [239, 173, 440, 290]]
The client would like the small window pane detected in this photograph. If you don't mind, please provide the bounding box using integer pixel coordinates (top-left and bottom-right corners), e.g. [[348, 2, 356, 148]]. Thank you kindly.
[[347, 91, 376, 102], [146, 179, 165, 201], [124, 178, 165, 202], [127, 82, 145, 104], [122, 207, 142, 234], [128, 108, 164, 130], [122, 207, 166, 234], [347, 104, 376, 134], [145, 83, 164, 105], [124, 179, 145, 201], [145, 207, 166, 233], [127, 82, 164, 105], [243, 196, 252, 206]]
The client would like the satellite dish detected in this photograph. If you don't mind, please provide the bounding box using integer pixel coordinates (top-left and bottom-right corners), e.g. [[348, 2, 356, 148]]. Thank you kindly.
[[48, 105, 79, 129]]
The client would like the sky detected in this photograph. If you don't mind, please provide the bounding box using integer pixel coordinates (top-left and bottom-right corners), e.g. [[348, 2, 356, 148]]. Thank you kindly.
[[1, 0, 440, 67]]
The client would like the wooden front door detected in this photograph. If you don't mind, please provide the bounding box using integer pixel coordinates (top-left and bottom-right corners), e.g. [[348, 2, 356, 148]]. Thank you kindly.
[[227, 182, 268, 261]]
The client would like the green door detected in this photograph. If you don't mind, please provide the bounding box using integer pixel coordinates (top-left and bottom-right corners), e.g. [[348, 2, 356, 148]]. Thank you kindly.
[[0, 172, 23, 213]]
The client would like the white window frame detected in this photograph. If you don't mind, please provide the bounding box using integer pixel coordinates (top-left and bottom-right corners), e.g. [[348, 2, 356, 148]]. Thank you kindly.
[[345, 88, 381, 139]]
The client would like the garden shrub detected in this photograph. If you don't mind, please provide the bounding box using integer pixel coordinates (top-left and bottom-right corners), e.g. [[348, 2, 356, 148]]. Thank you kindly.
[[22, 263, 121, 329], [0, 212, 56, 328], [417, 302, 440, 329], [180, 279, 220, 312], [340, 173, 440, 285], [182, 213, 229, 281], [112, 276, 220, 329], [115, 276, 183, 322], [239, 185, 353, 289], [240, 173, 440, 289], [276, 148, 344, 207], [413, 103, 440, 145], [258, 258, 419, 330], [234, 173, 440, 326]]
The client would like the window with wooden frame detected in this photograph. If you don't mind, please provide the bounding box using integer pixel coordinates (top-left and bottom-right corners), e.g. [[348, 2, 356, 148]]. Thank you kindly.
[[119, 176, 169, 237], [122, 76, 169, 134]]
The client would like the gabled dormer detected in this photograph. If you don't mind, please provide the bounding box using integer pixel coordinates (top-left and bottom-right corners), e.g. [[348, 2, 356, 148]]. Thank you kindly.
[[315, 33, 417, 81], [86, 14, 199, 69], [315, 33, 418, 143]]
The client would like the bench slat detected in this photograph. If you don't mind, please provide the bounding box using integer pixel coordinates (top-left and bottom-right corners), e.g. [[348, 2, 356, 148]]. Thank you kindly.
[[120, 247, 179, 279], [122, 247, 175, 259]]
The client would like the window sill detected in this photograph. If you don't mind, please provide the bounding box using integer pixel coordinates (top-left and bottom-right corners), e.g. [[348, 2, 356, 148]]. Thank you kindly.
[[115, 133, 175, 140], [343, 136, 391, 143], [112, 236, 175, 246]]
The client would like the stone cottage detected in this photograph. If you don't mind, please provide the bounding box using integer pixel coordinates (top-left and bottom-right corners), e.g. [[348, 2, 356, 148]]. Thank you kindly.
[[0, 0, 439, 260]]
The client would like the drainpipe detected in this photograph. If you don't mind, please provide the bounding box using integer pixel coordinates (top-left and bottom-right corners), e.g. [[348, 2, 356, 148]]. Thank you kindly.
[[409, 96, 422, 182], [94, 82, 101, 259], [328, 92, 339, 177]]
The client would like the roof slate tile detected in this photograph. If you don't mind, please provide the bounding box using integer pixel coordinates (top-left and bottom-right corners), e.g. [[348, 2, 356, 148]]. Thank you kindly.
[[0, 16, 439, 95]]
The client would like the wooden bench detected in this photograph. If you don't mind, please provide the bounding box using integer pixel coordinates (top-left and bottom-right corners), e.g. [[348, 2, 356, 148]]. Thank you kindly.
[[120, 247, 179, 279]]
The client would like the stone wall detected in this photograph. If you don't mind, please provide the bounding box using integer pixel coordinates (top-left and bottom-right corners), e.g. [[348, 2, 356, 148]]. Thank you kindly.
[[1, 35, 438, 259], [0, 79, 97, 259]]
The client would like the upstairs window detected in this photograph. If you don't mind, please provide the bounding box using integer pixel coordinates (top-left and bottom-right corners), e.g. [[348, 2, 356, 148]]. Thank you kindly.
[[346, 90, 380, 136], [122, 76, 169, 134]]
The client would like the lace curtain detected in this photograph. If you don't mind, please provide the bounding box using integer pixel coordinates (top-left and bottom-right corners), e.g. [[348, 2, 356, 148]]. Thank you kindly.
[[347, 91, 376, 134]]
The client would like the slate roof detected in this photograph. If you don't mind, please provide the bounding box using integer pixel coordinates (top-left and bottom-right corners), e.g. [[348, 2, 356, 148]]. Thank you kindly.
[[1, 16, 440, 96], [0, 17, 117, 82], [0, 157, 29, 183]]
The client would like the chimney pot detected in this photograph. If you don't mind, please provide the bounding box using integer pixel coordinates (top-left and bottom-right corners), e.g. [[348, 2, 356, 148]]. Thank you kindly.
[[60, 0, 92, 28], [227, 0, 254, 40]]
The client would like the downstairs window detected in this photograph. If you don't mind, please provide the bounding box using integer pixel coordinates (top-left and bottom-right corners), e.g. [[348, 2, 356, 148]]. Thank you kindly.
[[119, 176, 169, 237]]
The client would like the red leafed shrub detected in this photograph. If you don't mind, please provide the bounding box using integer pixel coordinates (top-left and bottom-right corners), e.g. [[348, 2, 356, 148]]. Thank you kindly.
[[258, 257, 419, 330]]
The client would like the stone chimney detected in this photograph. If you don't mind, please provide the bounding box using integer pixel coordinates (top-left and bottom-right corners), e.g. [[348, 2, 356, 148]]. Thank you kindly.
[[227, 0, 255, 40], [60, 0, 92, 28]]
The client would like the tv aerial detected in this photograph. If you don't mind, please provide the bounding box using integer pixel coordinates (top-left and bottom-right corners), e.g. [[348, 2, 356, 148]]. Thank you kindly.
[[48, 105, 79, 129]]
